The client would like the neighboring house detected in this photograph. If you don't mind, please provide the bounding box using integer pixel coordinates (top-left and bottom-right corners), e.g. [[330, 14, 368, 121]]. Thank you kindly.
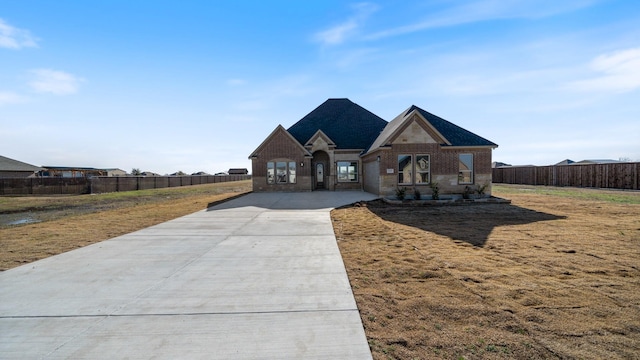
[[141, 171, 162, 177], [228, 168, 249, 175], [39, 166, 107, 178], [492, 161, 512, 168], [249, 98, 498, 196], [105, 168, 126, 177], [555, 159, 575, 166], [573, 159, 621, 165], [0, 155, 43, 178]]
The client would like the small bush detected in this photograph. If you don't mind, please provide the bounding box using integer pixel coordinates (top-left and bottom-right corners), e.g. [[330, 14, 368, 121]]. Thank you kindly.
[[463, 185, 473, 199], [413, 187, 421, 200], [476, 183, 489, 195], [395, 187, 406, 200], [429, 182, 439, 200]]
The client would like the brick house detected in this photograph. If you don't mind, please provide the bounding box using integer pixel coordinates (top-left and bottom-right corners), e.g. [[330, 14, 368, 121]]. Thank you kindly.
[[249, 98, 497, 197]]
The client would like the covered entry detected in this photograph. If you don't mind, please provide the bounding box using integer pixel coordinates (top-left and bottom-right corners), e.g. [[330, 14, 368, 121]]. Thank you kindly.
[[312, 150, 329, 190]]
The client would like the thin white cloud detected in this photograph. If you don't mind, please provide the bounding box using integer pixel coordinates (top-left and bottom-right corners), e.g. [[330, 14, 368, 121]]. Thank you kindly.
[[366, 0, 599, 40], [566, 47, 640, 93], [227, 78, 247, 86], [0, 91, 27, 106], [0, 18, 38, 49], [29, 69, 85, 95], [314, 2, 378, 45]]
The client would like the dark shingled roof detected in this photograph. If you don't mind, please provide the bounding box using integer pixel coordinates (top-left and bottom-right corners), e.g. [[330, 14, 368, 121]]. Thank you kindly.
[[408, 105, 497, 147], [287, 98, 388, 150]]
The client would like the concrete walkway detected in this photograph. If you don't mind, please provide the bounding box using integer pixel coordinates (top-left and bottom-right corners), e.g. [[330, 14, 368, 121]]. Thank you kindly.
[[0, 191, 378, 359]]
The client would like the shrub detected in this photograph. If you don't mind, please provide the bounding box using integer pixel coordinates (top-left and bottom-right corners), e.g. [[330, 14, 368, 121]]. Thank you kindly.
[[463, 185, 473, 199], [429, 182, 439, 200], [395, 187, 406, 200]]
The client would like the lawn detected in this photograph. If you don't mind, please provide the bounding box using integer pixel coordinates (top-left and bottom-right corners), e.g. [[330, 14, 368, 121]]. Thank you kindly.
[[2, 182, 638, 359], [332, 184, 640, 359], [0, 180, 252, 270]]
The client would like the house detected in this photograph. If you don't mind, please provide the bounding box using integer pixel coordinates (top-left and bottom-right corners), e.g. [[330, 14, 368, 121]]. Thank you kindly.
[[105, 168, 126, 177], [555, 159, 575, 166], [39, 166, 107, 178], [492, 161, 512, 168], [573, 159, 621, 165], [0, 155, 43, 178], [228, 168, 249, 175], [38, 166, 126, 178], [249, 98, 498, 197]]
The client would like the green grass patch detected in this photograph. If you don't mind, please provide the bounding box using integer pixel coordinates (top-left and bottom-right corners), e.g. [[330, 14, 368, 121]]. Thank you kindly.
[[493, 184, 640, 204]]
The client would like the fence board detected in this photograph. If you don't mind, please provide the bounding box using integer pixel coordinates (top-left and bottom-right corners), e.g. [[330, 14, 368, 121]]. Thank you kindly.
[[493, 163, 639, 190], [1, 175, 251, 195]]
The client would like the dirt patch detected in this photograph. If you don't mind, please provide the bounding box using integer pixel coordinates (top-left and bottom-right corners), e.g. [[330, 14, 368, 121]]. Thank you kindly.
[[0, 181, 252, 271], [332, 185, 640, 359]]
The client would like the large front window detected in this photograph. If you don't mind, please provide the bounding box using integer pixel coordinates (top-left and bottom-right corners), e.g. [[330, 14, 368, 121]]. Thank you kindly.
[[267, 161, 296, 184], [458, 154, 473, 184], [399, 154, 430, 185], [337, 161, 358, 182]]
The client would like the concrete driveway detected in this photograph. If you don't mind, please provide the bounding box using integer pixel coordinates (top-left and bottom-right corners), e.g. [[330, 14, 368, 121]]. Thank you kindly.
[[0, 191, 378, 359]]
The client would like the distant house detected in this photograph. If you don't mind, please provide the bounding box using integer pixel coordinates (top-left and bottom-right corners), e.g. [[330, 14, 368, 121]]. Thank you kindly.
[[556, 159, 622, 166], [39, 166, 106, 178], [555, 159, 575, 166], [228, 168, 249, 175], [573, 159, 621, 165], [105, 168, 126, 177], [141, 171, 162, 177], [192, 171, 210, 176], [492, 161, 512, 168], [0, 155, 43, 178], [249, 98, 498, 196]]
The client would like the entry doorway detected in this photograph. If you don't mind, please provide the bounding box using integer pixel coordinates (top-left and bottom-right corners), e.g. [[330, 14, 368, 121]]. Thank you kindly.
[[312, 150, 330, 190], [316, 163, 325, 189]]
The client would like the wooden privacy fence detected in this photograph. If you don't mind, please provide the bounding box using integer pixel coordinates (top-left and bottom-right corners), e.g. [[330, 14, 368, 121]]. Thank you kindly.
[[492, 163, 639, 190], [0, 175, 251, 195]]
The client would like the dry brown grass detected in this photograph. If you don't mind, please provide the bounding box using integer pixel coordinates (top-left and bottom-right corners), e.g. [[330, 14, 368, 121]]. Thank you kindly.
[[0, 180, 251, 270], [332, 185, 640, 359]]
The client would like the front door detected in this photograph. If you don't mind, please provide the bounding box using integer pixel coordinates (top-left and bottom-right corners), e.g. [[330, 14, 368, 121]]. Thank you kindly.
[[316, 163, 325, 189]]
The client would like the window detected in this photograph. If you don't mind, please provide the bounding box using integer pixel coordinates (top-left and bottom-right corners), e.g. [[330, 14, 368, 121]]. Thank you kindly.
[[398, 155, 413, 185], [288, 161, 296, 183], [458, 154, 473, 184], [276, 162, 287, 183], [415, 155, 430, 184], [267, 162, 275, 184], [337, 161, 358, 182], [267, 161, 296, 184]]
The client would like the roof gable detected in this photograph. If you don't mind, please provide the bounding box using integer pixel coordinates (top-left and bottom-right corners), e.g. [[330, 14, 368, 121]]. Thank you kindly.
[[366, 105, 497, 153], [407, 105, 497, 147], [391, 118, 441, 145], [249, 125, 311, 159], [305, 129, 336, 148], [287, 98, 388, 150], [0, 155, 43, 172]]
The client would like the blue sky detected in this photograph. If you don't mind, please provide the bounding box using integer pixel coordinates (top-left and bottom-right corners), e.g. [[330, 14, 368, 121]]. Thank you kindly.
[[1, 0, 639, 174]]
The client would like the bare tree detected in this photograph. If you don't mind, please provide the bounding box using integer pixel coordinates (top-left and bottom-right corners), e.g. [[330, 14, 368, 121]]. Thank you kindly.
[[131, 168, 142, 176]]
